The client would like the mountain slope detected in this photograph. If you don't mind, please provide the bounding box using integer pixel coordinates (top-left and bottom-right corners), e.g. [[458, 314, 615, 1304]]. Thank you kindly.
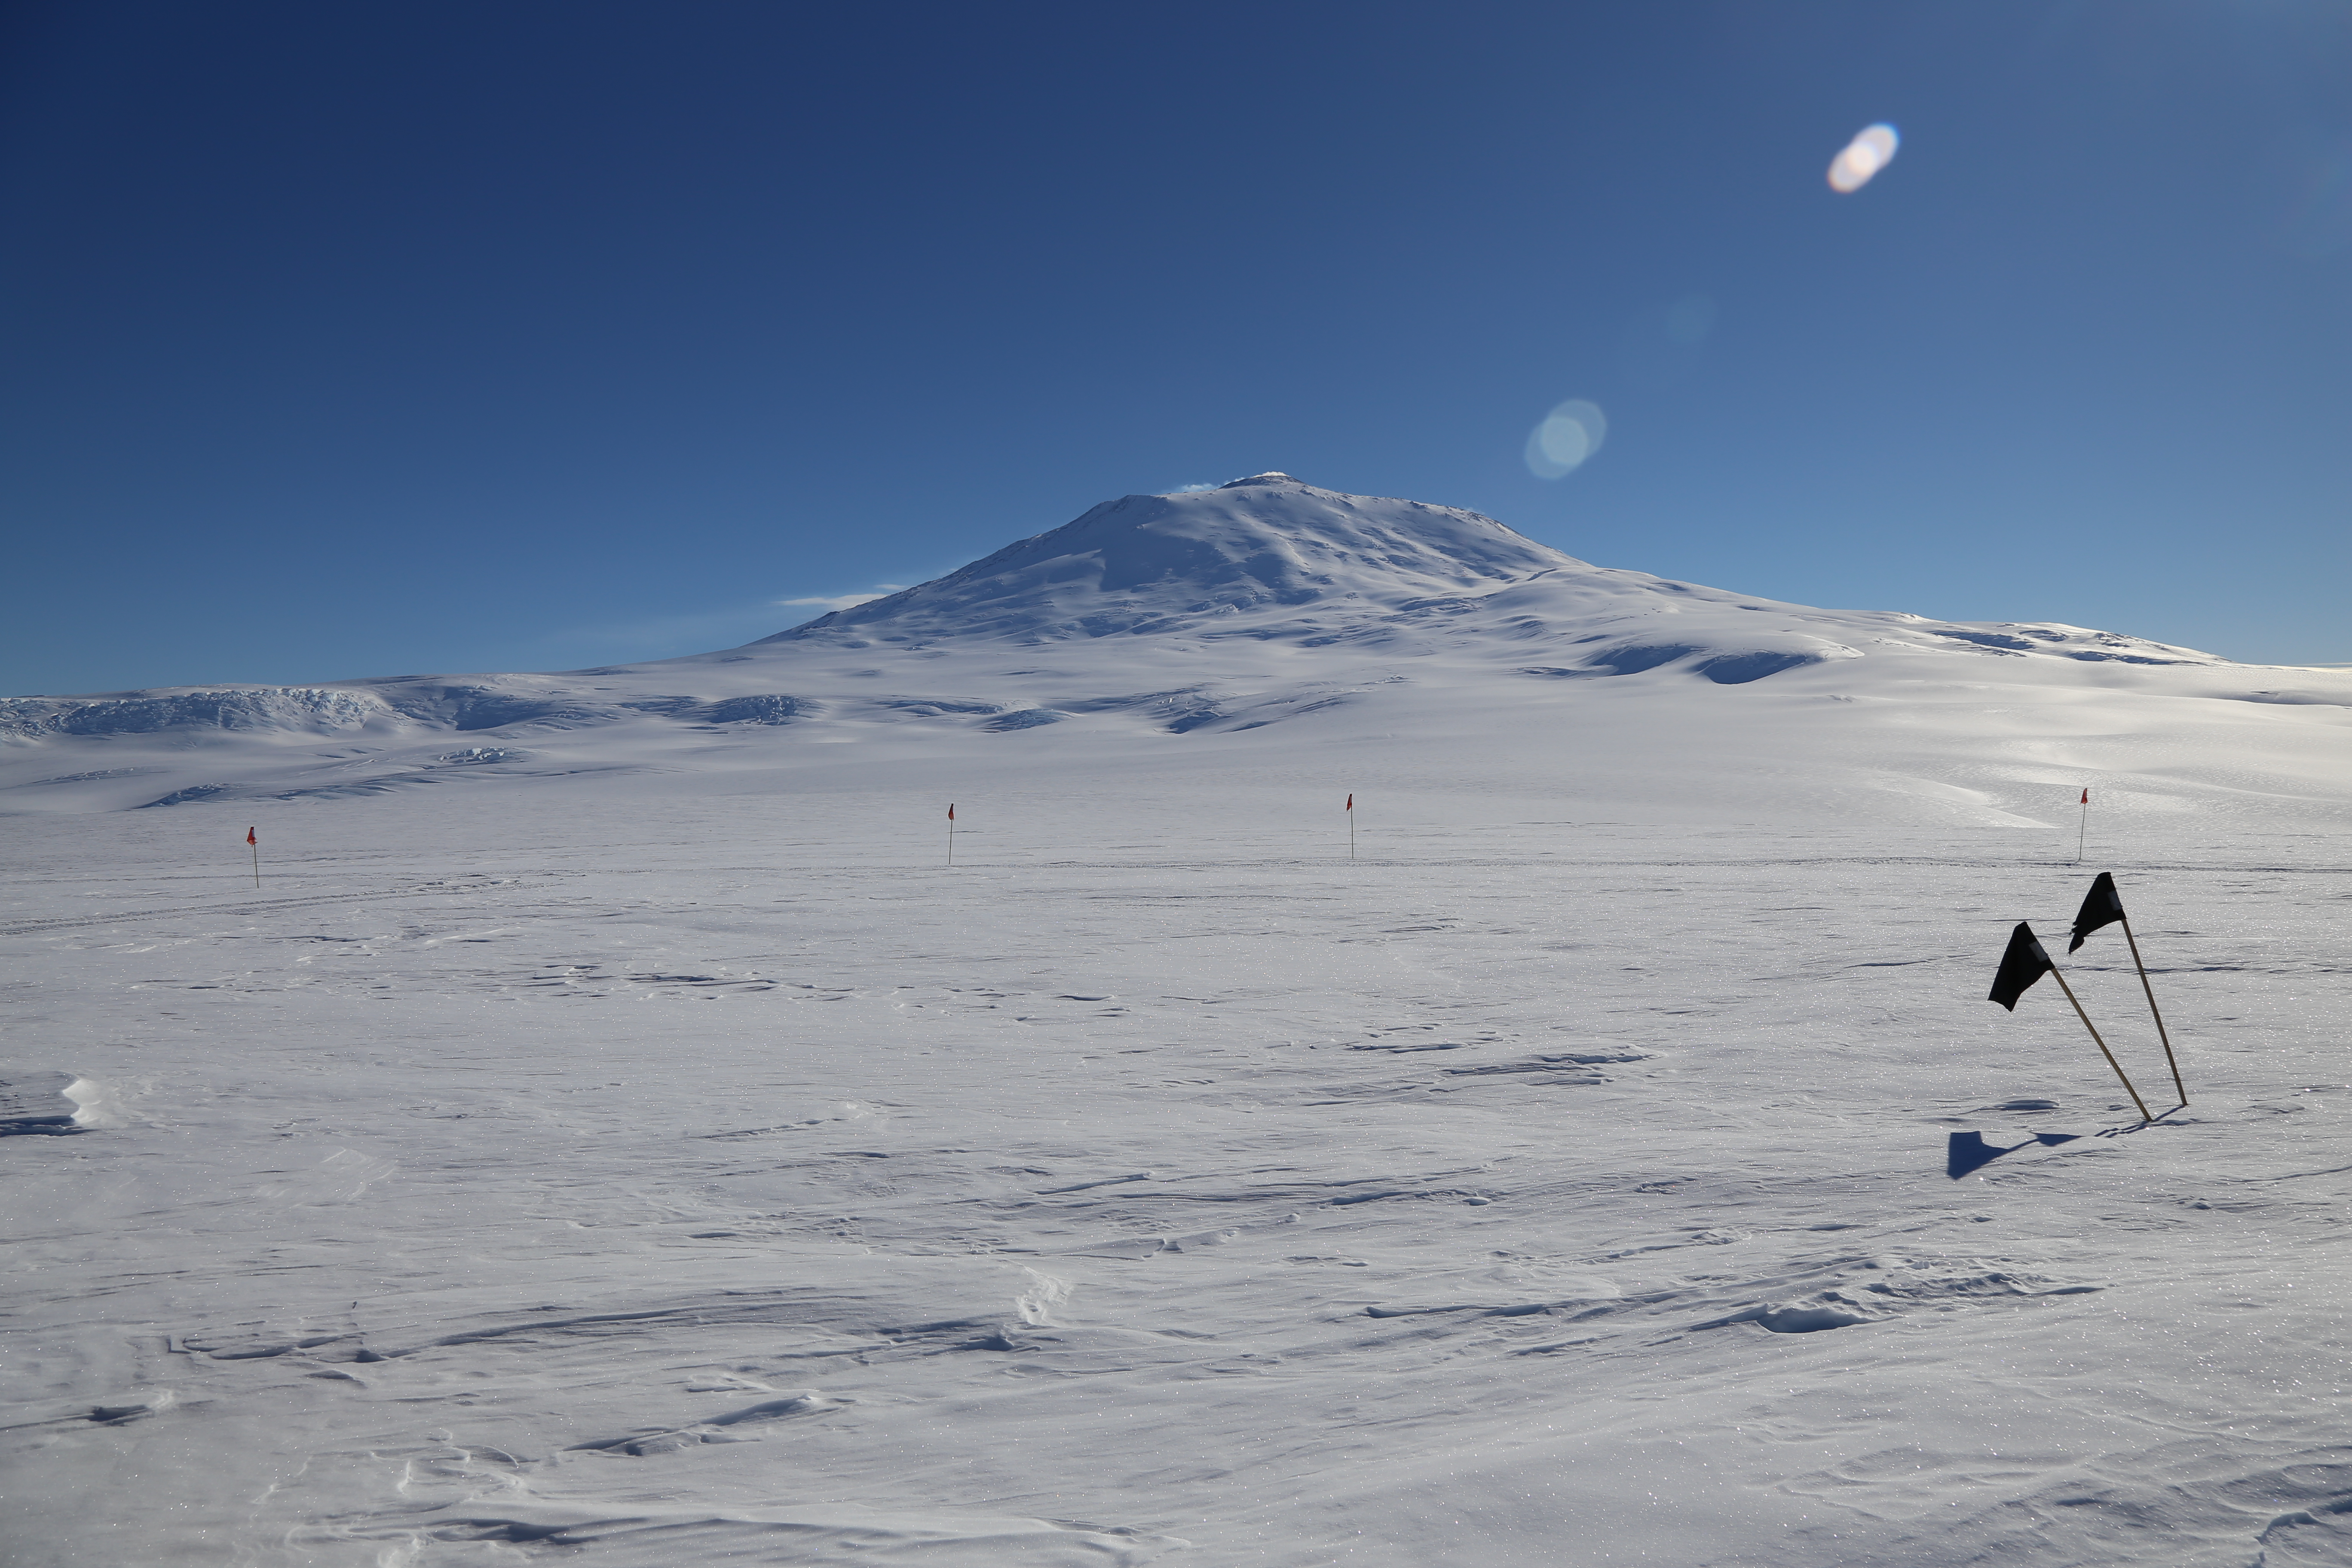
[[766, 473, 2222, 678]]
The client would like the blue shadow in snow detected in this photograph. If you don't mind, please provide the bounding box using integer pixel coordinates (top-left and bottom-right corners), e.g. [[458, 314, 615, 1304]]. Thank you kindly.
[[1947, 1130, 2081, 1179]]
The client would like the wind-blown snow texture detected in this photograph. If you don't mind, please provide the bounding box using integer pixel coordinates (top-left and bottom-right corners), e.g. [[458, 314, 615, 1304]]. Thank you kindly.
[[5, 475, 2352, 1566]]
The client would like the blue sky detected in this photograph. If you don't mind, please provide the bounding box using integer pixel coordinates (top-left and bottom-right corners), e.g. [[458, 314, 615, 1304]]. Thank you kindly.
[[5, 0, 2349, 694]]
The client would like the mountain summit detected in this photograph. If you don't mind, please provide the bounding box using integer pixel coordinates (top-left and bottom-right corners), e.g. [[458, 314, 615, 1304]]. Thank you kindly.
[[767, 474, 1571, 647]]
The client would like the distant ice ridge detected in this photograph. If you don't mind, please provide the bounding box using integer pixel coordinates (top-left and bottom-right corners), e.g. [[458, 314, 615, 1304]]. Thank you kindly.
[[0, 684, 824, 744], [0, 687, 394, 739]]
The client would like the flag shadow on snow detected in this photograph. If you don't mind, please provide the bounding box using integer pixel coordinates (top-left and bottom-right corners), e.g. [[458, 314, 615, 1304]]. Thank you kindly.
[[1946, 1130, 2081, 1179]]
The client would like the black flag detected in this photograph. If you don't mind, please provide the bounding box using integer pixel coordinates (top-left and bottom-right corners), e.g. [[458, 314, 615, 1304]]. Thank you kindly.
[[2068, 871, 2125, 954], [1988, 922, 2053, 1011]]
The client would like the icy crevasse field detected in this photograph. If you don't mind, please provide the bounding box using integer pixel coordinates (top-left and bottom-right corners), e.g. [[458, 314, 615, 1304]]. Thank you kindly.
[[5, 477, 2352, 1566]]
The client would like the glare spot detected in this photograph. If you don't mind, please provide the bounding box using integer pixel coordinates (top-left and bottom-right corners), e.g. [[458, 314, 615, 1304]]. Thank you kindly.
[[1828, 123, 1900, 193], [1620, 296, 1718, 389], [1664, 294, 1718, 345], [1524, 399, 1608, 479], [2285, 141, 2352, 259]]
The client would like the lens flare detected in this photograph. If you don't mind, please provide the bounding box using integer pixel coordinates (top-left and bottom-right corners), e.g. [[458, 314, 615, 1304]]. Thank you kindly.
[[1828, 122, 1899, 193], [1524, 399, 1608, 479], [1663, 294, 1718, 346]]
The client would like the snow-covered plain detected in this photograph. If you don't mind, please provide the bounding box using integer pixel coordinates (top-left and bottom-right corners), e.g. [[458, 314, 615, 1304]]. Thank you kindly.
[[6, 475, 2352, 1566]]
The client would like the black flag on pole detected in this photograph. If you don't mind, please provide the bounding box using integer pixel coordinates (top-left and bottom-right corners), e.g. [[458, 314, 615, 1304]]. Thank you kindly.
[[1988, 922, 2054, 1011], [2068, 871, 2125, 953]]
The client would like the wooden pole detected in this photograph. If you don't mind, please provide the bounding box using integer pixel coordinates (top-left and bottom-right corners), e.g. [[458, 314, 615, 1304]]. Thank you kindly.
[[249, 830, 260, 889], [2048, 964, 2151, 1121], [1348, 797, 1355, 862], [947, 808, 956, 868], [2076, 793, 2087, 864], [2120, 914, 2185, 1106]]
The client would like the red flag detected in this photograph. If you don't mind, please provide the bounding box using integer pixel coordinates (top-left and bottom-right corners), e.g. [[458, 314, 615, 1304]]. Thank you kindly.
[[246, 827, 257, 845], [2079, 788, 2089, 805], [947, 803, 955, 821], [1345, 794, 1353, 812]]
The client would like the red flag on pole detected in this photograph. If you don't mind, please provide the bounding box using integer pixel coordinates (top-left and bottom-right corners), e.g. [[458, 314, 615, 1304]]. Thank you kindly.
[[2079, 788, 2089, 805], [1345, 794, 1353, 812], [247, 827, 257, 845], [947, 803, 955, 821]]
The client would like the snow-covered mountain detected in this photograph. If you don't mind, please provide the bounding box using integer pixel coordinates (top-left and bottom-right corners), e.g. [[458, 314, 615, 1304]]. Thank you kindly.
[[2, 473, 2345, 824], [768, 473, 2206, 676]]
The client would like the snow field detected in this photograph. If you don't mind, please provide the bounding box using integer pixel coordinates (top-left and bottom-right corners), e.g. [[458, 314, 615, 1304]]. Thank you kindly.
[[6, 775, 2351, 1567]]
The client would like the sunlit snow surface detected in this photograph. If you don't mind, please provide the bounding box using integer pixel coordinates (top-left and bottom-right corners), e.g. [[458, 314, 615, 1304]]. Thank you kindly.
[[6, 477, 2352, 1566]]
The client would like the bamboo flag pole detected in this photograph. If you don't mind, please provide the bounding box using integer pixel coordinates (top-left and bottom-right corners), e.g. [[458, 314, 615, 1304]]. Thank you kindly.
[[2075, 787, 2089, 864], [246, 825, 260, 889], [2048, 964, 2151, 1122], [946, 802, 956, 867], [1346, 793, 1354, 862], [2120, 914, 2186, 1106], [2067, 872, 2184, 1108]]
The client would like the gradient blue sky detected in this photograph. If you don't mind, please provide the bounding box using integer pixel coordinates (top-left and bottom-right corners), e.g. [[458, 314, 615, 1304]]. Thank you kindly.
[[6, 0, 2349, 695]]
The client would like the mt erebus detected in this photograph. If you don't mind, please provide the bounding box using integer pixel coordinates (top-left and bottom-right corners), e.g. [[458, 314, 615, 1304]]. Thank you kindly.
[[3, 473, 2346, 829]]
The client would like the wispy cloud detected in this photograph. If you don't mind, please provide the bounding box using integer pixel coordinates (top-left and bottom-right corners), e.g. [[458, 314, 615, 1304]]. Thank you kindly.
[[533, 582, 909, 665], [777, 583, 906, 612], [535, 604, 797, 662]]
